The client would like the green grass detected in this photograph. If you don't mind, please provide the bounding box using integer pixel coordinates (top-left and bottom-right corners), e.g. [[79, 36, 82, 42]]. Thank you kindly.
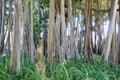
[[0, 54, 120, 80]]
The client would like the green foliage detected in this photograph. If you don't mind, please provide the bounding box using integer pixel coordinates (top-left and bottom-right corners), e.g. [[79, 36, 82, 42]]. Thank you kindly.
[[33, 0, 49, 41], [0, 54, 42, 80], [0, 55, 120, 80], [45, 55, 120, 80], [38, 0, 49, 8]]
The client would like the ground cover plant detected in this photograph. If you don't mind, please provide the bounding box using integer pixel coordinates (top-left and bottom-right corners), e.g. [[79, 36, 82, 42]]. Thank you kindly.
[[0, 54, 120, 80]]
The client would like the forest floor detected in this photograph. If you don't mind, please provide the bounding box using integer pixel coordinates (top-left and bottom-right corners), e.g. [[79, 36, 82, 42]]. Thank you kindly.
[[0, 54, 120, 80]]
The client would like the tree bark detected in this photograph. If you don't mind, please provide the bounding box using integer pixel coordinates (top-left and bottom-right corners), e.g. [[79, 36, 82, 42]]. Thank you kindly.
[[43, 27, 48, 57], [10, 0, 22, 73], [84, 0, 92, 62], [7, 0, 13, 53], [55, 13, 61, 61], [55, 0, 66, 62], [102, 0, 118, 63], [117, 0, 120, 63], [30, 0, 34, 64], [48, 0, 55, 63], [23, 0, 35, 63], [69, 0, 74, 58], [61, 0, 68, 61], [0, 0, 5, 54], [111, 28, 116, 64]]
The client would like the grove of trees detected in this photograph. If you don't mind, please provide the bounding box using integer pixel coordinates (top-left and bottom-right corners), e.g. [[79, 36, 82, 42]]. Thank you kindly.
[[0, 0, 120, 80]]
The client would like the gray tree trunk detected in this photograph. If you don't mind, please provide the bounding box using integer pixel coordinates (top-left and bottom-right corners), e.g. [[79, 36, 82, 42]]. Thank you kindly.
[[0, 0, 5, 54], [10, 0, 22, 73], [61, 0, 67, 61], [117, 1, 120, 63], [30, 0, 34, 64], [6, 0, 13, 53], [55, 13, 61, 61], [111, 27, 116, 64], [102, 0, 118, 63], [23, 1, 30, 62]]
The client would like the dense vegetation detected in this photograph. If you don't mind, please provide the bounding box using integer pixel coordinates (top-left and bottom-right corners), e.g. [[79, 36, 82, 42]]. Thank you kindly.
[[0, 0, 120, 80], [1, 54, 120, 80]]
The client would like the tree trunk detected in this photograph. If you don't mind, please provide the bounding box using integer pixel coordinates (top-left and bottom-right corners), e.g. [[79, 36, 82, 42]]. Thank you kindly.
[[84, 0, 92, 62], [22, 1, 30, 62], [96, 0, 102, 55], [55, 13, 61, 61], [23, 0, 35, 63], [0, 0, 5, 54], [111, 28, 116, 64], [69, 0, 74, 59], [61, 0, 67, 61], [30, 0, 34, 64], [43, 27, 48, 57], [117, 0, 120, 63], [102, 0, 118, 63], [10, 0, 22, 73], [7, 0, 13, 53], [54, 1, 63, 61], [48, 0, 55, 63], [68, 0, 79, 60]]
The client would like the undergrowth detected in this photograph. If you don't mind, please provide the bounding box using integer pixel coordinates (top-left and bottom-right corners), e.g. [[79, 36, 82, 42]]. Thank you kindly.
[[0, 54, 120, 80]]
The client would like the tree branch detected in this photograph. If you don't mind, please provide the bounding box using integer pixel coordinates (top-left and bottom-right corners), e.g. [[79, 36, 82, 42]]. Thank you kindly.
[[76, 7, 110, 12]]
